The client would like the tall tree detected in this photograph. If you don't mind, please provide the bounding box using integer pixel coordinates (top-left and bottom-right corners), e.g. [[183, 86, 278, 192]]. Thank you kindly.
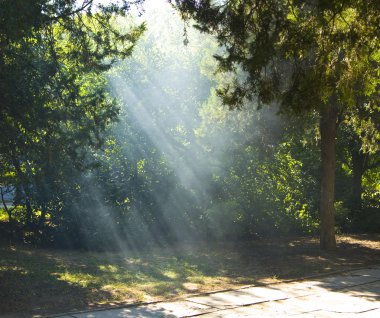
[[0, 0, 145, 231], [337, 125, 380, 218], [171, 0, 380, 250]]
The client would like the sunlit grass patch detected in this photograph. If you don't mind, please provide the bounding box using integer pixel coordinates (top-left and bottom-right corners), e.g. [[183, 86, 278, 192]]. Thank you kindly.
[[0, 265, 29, 275], [99, 264, 118, 273], [140, 281, 183, 297], [100, 283, 146, 302], [187, 275, 205, 284], [1, 235, 380, 317], [54, 271, 96, 288], [162, 270, 179, 279]]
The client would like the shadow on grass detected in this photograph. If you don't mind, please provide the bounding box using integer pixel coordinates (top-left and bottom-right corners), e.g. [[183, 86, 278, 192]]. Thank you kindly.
[[0, 234, 379, 317], [0, 244, 230, 316], [0, 248, 102, 317], [232, 234, 380, 281]]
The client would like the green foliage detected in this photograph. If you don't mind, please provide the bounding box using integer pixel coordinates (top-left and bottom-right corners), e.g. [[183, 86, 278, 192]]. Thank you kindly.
[[1, 0, 379, 248], [224, 142, 319, 236], [42, 4, 217, 248], [173, 0, 379, 143], [205, 200, 246, 239], [172, 0, 380, 249], [0, 0, 144, 235], [334, 201, 352, 233]]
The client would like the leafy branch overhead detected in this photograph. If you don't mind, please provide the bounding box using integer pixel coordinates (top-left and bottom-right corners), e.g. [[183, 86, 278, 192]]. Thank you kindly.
[[0, 0, 145, 226], [172, 0, 379, 114], [171, 0, 380, 250], [0, 0, 379, 253]]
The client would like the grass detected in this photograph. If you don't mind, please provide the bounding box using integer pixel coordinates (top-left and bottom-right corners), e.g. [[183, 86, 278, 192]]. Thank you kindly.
[[0, 234, 380, 317]]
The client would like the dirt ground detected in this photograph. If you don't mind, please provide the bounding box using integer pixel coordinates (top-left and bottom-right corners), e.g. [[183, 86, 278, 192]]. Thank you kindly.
[[0, 234, 379, 317]]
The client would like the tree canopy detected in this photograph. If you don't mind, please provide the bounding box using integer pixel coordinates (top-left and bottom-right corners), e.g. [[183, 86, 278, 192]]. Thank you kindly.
[[171, 0, 380, 249], [0, 0, 379, 250], [0, 0, 144, 232]]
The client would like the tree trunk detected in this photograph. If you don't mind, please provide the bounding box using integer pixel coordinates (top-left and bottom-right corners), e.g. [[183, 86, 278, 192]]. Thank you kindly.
[[351, 149, 366, 215], [0, 187, 13, 224], [39, 206, 47, 227], [11, 155, 33, 226], [319, 105, 338, 251], [1, 187, 15, 241]]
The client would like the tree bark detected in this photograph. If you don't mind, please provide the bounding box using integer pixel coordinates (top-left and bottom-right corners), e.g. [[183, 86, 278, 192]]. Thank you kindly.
[[39, 207, 47, 226], [319, 105, 338, 251], [0, 187, 13, 224], [11, 155, 33, 226], [351, 150, 366, 215], [1, 187, 15, 241]]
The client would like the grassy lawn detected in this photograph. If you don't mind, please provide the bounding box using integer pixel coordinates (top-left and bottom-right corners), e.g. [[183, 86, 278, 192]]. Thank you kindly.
[[0, 234, 379, 317]]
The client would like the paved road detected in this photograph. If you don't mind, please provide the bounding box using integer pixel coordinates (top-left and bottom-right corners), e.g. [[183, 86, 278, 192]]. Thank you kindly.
[[55, 265, 380, 318]]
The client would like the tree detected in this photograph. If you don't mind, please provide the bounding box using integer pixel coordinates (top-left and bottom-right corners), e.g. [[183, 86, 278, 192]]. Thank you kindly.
[[171, 0, 380, 250], [334, 122, 380, 233], [99, 5, 217, 245], [0, 0, 145, 235], [338, 128, 380, 214]]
